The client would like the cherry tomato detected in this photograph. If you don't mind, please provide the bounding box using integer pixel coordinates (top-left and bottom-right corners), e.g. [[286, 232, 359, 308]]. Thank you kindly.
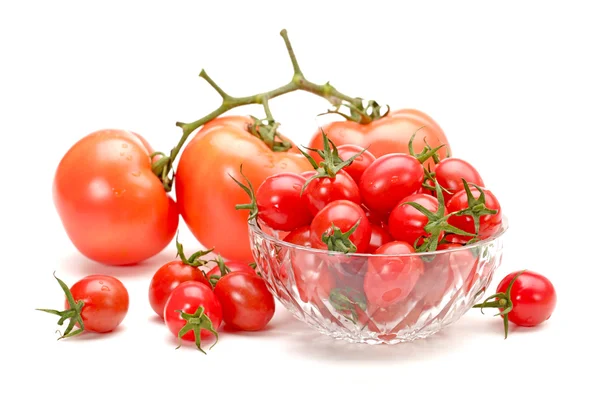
[[149, 261, 211, 318], [411, 252, 455, 307], [447, 187, 502, 240], [291, 250, 336, 304], [205, 261, 256, 284], [359, 153, 424, 213], [283, 225, 312, 247], [164, 282, 222, 351], [310, 200, 371, 253], [496, 271, 557, 327], [388, 193, 445, 245], [336, 144, 376, 183], [176, 116, 311, 262], [308, 109, 451, 166], [68, 275, 129, 333], [368, 224, 393, 253], [364, 241, 424, 308], [436, 243, 479, 291], [362, 204, 390, 229], [214, 272, 275, 331], [434, 158, 484, 203], [304, 170, 361, 216], [53, 129, 179, 265], [255, 172, 312, 231]]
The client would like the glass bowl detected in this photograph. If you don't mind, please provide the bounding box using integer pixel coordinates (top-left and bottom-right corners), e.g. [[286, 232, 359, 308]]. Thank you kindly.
[[249, 217, 508, 345]]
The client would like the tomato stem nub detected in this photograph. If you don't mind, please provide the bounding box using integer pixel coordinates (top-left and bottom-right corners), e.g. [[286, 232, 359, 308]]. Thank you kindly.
[[230, 165, 259, 221], [175, 233, 213, 268], [453, 179, 499, 235], [175, 306, 219, 353], [322, 220, 361, 254]]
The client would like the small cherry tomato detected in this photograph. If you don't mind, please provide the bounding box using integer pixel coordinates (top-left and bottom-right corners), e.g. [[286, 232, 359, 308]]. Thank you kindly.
[[359, 153, 424, 214], [447, 186, 502, 240], [368, 223, 393, 254], [214, 272, 275, 331], [388, 193, 446, 246], [283, 225, 312, 247], [337, 144, 376, 184], [291, 250, 336, 304], [310, 200, 371, 253], [304, 170, 361, 216], [434, 158, 484, 203]]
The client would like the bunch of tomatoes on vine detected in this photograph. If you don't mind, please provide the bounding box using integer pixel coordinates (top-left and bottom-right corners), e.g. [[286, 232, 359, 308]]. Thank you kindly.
[[40, 30, 556, 350]]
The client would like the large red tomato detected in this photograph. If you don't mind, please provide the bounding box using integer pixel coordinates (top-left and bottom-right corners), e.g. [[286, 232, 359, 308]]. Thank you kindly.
[[53, 129, 179, 265], [175, 116, 312, 262], [308, 109, 450, 164]]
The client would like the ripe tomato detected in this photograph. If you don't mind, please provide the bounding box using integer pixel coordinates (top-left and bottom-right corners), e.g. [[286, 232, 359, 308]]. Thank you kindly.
[[308, 109, 450, 165], [436, 243, 479, 291], [283, 225, 312, 247], [304, 170, 361, 216], [433, 158, 485, 203], [255, 173, 312, 231], [310, 200, 371, 253], [368, 223, 393, 253], [214, 272, 275, 331], [164, 281, 222, 352], [148, 261, 211, 318], [336, 144, 376, 183], [388, 194, 445, 245], [53, 129, 178, 265], [359, 153, 424, 213], [362, 204, 389, 229], [364, 241, 424, 308], [175, 116, 312, 262], [447, 186, 502, 240], [412, 252, 455, 307], [496, 271, 557, 327], [205, 260, 256, 285], [291, 250, 336, 304]]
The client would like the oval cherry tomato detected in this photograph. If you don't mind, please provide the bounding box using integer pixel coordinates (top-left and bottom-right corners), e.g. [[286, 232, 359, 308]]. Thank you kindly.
[[291, 250, 336, 304], [308, 109, 450, 166], [214, 272, 275, 331], [359, 153, 424, 213], [368, 224, 393, 254], [175, 116, 312, 262], [336, 144, 376, 183], [496, 271, 557, 327], [388, 193, 446, 245], [53, 129, 179, 265], [67, 275, 129, 333], [310, 200, 371, 253], [447, 187, 502, 240], [255, 172, 312, 231], [164, 282, 223, 351], [364, 241, 424, 308], [149, 261, 211, 318], [304, 170, 361, 216], [283, 225, 312, 247], [433, 158, 485, 203]]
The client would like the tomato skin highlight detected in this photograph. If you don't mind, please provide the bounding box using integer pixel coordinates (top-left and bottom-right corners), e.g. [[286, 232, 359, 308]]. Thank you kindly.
[[53, 129, 178, 265], [388, 193, 446, 245], [359, 153, 424, 214], [164, 282, 223, 341], [256, 173, 312, 231], [447, 187, 502, 240], [148, 262, 210, 318], [336, 144, 376, 183], [67, 275, 129, 333], [496, 271, 557, 327], [310, 200, 371, 253], [214, 272, 275, 331], [434, 158, 485, 203], [291, 251, 336, 304], [175, 116, 312, 262], [304, 170, 361, 216]]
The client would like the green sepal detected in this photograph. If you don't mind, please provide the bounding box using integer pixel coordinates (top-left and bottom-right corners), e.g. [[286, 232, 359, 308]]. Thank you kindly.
[[230, 164, 259, 221], [321, 220, 361, 254], [453, 179, 499, 234], [175, 306, 219, 353]]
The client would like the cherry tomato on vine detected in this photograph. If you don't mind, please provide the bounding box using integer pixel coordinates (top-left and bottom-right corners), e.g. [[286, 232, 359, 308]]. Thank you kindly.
[[447, 186, 502, 240], [336, 144, 376, 183], [164, 281, 223, 352], [359, 153, 424, 214], [283, 225, 312, 247], [303, 170, 361, 216], [53, 129, 179, 265], [388, 193, 445, 246], [433, 158, 484, 203], [310, 200, 371, 253], [214, 272, 275, 331], [364, 241, 424, 308]]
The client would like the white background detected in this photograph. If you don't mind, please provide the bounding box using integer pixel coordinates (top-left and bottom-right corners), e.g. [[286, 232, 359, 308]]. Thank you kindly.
[[1, 1, 598, 401]]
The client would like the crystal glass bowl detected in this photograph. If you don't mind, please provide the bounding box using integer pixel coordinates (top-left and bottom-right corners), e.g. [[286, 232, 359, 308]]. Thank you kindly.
[[249, 217, 508, 344]]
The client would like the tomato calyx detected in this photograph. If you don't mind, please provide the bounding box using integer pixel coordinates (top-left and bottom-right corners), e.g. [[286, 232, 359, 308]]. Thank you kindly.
[[321, 220, 362, 253], [408, 132, 447, 165], [473, 270, 526, 339], [321, 99, 389, 124], [231, 165, 259, 221], [174, 306, 219, 353], [452, 179, 499, 235], [299, 130, 366, 192], [247, 115, 292, 152], [37, 272, 86, 340], [175, 235, 214, 268], [329, 288, 367, 324]]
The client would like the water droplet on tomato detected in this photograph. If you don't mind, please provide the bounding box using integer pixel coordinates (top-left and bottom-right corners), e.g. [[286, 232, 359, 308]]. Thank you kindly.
[[99, 281, 104, 284], [131, 171, 141, 177], [292, 184, 301, 190], [113, 189, 126, 197], [279, 162, 288, 169], [122, 143, 128, 148], [390, 176, 399, 183], [126, 155, 132, 161], [120, 152, 125, 156], [101, 286, 110, 291]]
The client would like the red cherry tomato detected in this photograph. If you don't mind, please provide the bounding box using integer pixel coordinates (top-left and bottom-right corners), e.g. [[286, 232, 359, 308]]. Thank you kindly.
[[310, 200, 371, 253], [205, 261, 256, 285], [447, 187, 502, 240], [388, 193, 445, 245], [336, 144, 376, 183], [368, 224, 393, 253], [283, 225, 312, 247], [149, 261, 211, 318], [359, 153, 424, 213], [255, 173, 312, 231], [364, 241, 424, 308], [434, 158, 484, 203], [53, 129, 179, 265], [436, 243, 479, 291], [164, 282, 222, 351], [214, 272, 275, 331], [496, 271, 557, 327], [304, 170, 361, 216], [291, 250, 336, 304]]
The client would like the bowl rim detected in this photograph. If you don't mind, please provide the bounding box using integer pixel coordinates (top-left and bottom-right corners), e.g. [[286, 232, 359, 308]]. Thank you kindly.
[[248, 215, 508, 257]]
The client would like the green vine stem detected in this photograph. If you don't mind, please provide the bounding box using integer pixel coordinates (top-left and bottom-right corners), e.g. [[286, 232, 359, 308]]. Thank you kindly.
[[153, 29, 378, 192]]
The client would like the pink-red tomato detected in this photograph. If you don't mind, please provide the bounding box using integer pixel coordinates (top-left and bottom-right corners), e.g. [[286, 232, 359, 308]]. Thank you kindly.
[[447, 187, 502, 240], [291, 250, 336, 304], [368, 224, 393, 253], [388, 193, 445, 245], [310, 200, 371, 253], [53, 129, 179, 265], [256, 173, 312, 231], [304, 170, 361, 216], [433, 158, 485, 203], [214, 272, 275, 331], [359, 153, 424, 214], [336, 144, 376, 183]]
